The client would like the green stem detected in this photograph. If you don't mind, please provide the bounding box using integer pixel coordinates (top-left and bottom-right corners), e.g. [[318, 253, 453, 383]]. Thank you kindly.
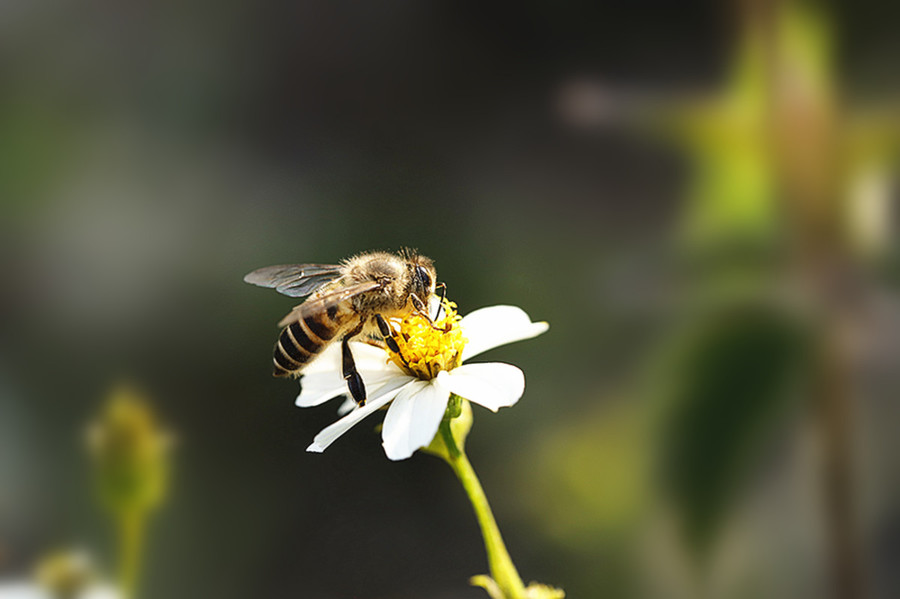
[[438, 418, 527, 599], [117, 510, 146, 599]]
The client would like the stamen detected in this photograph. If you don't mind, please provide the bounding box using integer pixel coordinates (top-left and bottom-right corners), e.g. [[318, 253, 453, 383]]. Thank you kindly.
[[385, 298, 467, 380]]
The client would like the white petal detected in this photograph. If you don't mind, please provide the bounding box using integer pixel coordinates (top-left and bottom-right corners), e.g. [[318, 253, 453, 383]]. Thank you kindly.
[[306, 377, 412, 453], [428, 295, 444, 319], [350, 343, 401, 376], [460, 305, 549, 361], [297, 367, 409, 409], [301, 341, 390, 375], [295, 344, 403, 408], [295, 371, 348, 407], [296, 341, 343, 374], [439, 363, 524, 412], [336, 396, 356, 415], [381, 379, 451, 461]]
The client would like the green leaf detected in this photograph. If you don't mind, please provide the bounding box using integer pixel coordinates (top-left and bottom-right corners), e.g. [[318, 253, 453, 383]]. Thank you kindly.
[[655, 301, 810, 556]]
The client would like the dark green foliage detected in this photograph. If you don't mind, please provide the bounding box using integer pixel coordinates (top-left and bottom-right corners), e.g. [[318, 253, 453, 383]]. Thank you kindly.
[[657, 302, 811, 556]]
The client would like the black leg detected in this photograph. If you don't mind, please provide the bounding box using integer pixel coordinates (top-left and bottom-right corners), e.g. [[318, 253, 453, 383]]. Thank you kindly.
[[375, 314, 402, 354], [376, 314, 412, 371], [434, 283, 447, 319], [342, 321, 367, 406]]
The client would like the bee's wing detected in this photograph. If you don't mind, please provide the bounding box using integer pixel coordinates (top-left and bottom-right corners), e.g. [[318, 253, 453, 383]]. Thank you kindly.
[[277, 279, 384, 328], [243, 264, 343, 298]]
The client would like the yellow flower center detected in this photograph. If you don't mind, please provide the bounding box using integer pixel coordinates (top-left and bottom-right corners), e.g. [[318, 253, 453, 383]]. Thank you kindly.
[[386, 298, 467, 380]]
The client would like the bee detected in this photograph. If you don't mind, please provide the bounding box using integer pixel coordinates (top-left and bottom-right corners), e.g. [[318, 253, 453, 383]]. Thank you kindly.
[[244, 249, 439, 406]]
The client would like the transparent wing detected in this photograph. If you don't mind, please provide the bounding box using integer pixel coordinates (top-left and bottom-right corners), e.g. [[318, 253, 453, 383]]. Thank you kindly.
[[277, 279, 385, 328], [243, 264, 343, 298]]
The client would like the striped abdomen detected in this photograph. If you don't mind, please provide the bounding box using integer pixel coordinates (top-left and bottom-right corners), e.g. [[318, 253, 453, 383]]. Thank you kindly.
[[272, 306, 351, 377]]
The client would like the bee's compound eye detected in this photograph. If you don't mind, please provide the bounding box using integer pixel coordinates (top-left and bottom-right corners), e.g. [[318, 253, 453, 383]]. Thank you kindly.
[[415, 266, 432, 289]]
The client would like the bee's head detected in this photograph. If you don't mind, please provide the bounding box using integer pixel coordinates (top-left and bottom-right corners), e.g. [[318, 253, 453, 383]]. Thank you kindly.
[[402, 249, 436, 299]]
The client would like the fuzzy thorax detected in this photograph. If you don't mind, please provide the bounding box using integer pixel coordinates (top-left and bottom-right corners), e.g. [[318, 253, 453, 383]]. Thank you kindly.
[[386, 299, 467, 380]]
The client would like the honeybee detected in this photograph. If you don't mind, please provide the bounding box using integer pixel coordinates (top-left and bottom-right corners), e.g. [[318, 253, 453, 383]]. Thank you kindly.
[[244, 249, 439, 406]]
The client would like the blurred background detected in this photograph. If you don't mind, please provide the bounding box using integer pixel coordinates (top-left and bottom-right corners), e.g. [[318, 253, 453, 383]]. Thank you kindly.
[[1, 0, 899, 597]]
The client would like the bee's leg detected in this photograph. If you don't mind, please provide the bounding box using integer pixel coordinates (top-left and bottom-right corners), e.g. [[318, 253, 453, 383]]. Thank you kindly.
[[342, 321, 367, 406], [375, 314, 402, 354], [410, 294, 436, 321], [410, 294, 428, 316], [434, 283, 447, 319], [376, 314, 412, 370], [411, 294, 446, 331]]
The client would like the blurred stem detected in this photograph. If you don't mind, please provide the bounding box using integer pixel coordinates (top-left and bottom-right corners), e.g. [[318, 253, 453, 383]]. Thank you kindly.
[[744, 0, 865, 594], [117, 510, 146, 599], [815, 318, 866, 599], [437, 418, 527, 599], [795, 197, 867, 594]]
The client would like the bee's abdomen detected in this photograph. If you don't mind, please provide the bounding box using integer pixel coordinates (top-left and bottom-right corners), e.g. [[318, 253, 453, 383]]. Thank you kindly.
[[272, 309, 346, 377]]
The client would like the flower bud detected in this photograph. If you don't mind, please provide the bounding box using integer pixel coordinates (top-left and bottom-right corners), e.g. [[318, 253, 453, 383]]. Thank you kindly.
[[86, 385, 171, 516]]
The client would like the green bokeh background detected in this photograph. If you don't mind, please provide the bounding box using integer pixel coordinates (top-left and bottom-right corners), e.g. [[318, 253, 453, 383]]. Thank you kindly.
[[2, 1, 899, 598]]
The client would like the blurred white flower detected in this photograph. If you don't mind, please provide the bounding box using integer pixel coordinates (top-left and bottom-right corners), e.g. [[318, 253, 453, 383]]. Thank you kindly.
[[0, 583, 120, 599], [297, 304, 548, 460], [0, 550, 120, 599]]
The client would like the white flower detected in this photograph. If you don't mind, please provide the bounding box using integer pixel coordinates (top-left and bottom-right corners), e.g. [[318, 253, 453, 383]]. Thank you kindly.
[[296, 304, 548, 460]]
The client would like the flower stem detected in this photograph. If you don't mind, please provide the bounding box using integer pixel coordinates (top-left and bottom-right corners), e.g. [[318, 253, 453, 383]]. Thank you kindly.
[[117, 510, 146, 599], [438, 418, 527, 599]]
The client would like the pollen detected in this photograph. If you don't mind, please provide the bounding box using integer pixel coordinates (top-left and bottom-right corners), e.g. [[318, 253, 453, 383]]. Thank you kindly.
[[386, 298, 467, 380]]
